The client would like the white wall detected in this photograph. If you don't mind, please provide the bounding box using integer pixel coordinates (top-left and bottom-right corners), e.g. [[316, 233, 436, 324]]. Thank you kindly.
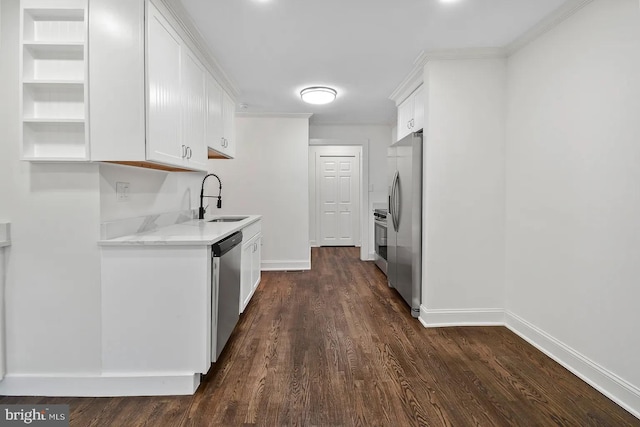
[[309, 125, 393, 258], [208, 116, 311, 270], [422, 58, 507, 323], [99, 164, 202, 221], [506, 0, 640, 410], [0, 0, 102, 375]]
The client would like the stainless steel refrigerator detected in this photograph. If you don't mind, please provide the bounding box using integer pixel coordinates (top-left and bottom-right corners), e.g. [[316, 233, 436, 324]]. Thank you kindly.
[[388, 132, 422, 318]]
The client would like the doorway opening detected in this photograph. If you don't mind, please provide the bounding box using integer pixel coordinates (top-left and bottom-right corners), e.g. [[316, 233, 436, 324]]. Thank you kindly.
[[309, 142, 368, 260]]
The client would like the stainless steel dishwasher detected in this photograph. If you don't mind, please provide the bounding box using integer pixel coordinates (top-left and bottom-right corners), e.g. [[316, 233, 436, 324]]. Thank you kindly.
[[211, 231, 243, 362]]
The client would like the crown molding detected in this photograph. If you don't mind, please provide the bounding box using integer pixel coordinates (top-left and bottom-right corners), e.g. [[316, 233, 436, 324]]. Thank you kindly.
[[389, 47, 504, 105], [155, 0, 240, 99], [236, 112, 314, 119], [421, 47, 506, 61], [310, 121, 394, 127], [389, 0, 595, 102], [389, 50, 429, 105], [506, 0, 595, 55]]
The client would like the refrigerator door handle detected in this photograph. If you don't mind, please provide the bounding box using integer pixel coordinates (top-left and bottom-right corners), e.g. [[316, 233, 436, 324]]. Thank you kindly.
[[394, 173, 400, 232], [389, 173, 395, 230], [391, 171, 400, 232]]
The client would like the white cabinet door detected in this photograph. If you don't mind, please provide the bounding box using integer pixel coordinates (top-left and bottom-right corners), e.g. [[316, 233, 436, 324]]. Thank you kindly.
[[397, 95, 414, 141], [396, 85, 424, 141], [240, 221, 262, 313], [206, 78, 235, 158], [181, 48, 207, 171], [222, 91, 236, 158], [146, 4, 183, 166], [205, 74, 225, 156], [240, 239, 253, 314], [413, 85, 425, 133], [251, 235, 262, 292]]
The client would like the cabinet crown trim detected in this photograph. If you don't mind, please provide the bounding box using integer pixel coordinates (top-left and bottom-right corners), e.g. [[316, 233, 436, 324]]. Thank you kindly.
[[154, 0, 240, 99]]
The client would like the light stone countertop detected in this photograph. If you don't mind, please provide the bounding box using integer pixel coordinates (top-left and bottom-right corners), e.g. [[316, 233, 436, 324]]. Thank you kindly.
[[98, 215, 261, 246]]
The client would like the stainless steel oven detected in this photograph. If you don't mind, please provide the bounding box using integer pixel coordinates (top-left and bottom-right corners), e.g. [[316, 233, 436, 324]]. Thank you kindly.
[[374, 209, 388, 275]]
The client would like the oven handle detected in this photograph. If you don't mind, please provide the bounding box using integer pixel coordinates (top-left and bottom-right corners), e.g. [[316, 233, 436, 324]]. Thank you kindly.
[[374, 218, 387, 227]]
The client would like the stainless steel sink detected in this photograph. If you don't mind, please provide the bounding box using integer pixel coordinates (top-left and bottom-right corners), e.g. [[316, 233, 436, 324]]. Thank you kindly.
[[208, 217, 248, 223]]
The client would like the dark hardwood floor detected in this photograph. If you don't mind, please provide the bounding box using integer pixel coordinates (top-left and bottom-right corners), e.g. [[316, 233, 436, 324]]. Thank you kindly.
[[2, 247, 638, 426]]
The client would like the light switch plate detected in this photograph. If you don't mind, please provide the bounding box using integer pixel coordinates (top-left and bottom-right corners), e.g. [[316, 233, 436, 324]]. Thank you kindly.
[[116, 182, 130, 202]]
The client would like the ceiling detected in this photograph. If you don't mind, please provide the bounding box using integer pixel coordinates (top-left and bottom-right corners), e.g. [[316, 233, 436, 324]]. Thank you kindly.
[[179, 0, 570, 125]]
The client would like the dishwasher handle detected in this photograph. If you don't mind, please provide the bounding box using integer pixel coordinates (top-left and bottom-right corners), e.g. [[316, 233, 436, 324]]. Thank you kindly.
[[212, 231, 243, 257]]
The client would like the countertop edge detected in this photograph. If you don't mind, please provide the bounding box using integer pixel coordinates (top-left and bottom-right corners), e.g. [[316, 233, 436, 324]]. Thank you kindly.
[[0, 241, 9, 248], [97, 215, 261, 247]]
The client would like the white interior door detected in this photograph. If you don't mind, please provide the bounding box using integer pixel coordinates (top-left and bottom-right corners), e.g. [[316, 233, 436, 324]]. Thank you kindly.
[[319, 155, 359, 246]]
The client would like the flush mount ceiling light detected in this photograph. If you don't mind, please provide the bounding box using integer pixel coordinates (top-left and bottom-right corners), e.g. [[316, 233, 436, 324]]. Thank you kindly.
[[300, 86, 337, 105]]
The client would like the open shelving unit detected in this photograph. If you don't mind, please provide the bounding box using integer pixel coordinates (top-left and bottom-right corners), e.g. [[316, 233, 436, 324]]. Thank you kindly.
[[20, 0, 89, 161]]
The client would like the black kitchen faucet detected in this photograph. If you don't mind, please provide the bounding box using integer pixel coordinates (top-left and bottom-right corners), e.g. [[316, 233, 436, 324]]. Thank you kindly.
[[199, 173, 222, 219]]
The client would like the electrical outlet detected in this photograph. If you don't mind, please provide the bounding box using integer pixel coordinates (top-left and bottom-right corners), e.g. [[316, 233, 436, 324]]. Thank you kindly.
[[116, 182, 130, 202]]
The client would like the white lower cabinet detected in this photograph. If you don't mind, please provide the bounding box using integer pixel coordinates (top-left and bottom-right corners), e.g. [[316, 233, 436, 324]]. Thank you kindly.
[[240, 221, 262, 313], [100, 245, 212, 376]]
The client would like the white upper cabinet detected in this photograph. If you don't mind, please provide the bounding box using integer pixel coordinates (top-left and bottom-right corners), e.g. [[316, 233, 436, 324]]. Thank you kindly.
[[88, 0, 146, 162], [396, 85, 424, 141], [205, 74, 224, 157], [206, 75, 236, 159], [146, 5, 183, 167], [180, 48, 208, 169], [20, 0, 89, 161], [89, 0, 233, 172], [397, 96, 414, 141], [221, 91, 236, 158], [413, 85, 424, 133]]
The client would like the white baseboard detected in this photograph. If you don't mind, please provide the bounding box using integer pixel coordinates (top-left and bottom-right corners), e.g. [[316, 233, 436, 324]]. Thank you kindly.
[[419, 306, 505, 327], [0, 373, 200, 397], [417, 306, 640, 419], [261, 260, 311, 271], [505, 311, 640, 420]]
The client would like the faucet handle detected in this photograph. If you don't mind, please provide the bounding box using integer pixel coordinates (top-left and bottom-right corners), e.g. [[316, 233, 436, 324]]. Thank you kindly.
[[198, 205, 208, 220]]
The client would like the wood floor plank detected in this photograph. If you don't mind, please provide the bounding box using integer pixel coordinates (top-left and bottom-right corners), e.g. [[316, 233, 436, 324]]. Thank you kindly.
[[1, 247, 638, 426]]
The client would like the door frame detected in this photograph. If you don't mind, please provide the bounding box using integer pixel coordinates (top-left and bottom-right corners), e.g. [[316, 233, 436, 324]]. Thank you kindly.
[[309, 139, 370, 261]]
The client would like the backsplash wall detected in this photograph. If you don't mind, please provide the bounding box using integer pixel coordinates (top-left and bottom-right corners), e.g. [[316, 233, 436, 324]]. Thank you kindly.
[[99, 163, 204, 222]]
